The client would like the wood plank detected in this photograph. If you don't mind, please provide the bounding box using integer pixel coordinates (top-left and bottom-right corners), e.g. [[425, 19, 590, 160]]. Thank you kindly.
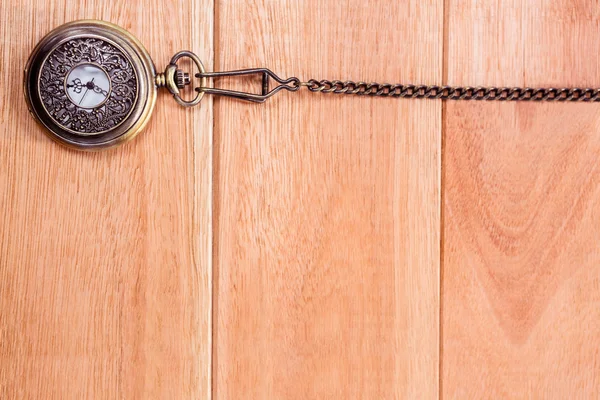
[[213, 0, 441, 398], [443, 1, 600, 397], [0, 0, 212, 398]]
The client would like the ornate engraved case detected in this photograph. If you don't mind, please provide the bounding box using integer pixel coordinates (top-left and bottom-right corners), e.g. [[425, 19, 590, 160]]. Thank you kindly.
[[24, 20, 157, 150]]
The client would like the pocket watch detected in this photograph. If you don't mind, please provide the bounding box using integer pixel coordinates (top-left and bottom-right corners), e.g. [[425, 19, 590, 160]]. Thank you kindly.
[[25, 20, 158, 150], [25, 20, 600, 151]]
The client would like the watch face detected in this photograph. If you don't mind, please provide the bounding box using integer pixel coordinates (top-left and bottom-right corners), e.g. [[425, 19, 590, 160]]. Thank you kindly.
[[38, 37, 138, 135], [65, 63, 111, 108]]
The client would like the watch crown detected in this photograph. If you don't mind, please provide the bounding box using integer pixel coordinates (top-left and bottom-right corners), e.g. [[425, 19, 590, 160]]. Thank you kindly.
[[175, 69, 191, 89]]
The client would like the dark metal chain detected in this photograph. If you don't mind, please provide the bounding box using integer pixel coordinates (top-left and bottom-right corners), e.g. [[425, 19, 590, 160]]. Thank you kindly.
[[171, 56, 600, 103], [298, 79, 600, 102]]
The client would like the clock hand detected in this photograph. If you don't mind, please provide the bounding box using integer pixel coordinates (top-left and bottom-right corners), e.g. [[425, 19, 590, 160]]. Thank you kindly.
[[79, 77, 94, 105], [67, 78, 83, 93], [92, 83, 108, 97]]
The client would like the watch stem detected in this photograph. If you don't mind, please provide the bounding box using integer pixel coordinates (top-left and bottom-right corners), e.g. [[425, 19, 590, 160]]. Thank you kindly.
[[156, 64, 191, 95], [176, 70, 191, 89]]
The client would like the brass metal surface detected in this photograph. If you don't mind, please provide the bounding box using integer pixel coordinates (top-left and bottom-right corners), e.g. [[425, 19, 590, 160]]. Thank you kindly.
[[24, 20, 157, 150]]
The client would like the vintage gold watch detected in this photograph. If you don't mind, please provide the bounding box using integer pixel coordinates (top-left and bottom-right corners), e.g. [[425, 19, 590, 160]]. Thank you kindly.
[[24, 19, 600, 151]]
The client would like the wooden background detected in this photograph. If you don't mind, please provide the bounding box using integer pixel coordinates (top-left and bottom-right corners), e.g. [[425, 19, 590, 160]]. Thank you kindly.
[[1, 0, 213, 398], [443, 1, 600, 398], [1, 0, 599, 399]]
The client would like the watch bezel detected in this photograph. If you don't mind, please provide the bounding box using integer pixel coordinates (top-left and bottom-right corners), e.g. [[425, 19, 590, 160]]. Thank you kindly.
[[24, 20, 157, 151]]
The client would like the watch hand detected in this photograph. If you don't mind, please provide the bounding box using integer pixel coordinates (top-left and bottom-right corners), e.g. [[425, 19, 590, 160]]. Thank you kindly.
[[92, 83, 108, 97], [79, 77, 94, 105], [67, 78, 83, 93]]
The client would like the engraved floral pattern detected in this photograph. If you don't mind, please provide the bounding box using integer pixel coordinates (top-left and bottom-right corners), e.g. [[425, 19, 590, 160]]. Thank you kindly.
[[39, 38, 138, 134]]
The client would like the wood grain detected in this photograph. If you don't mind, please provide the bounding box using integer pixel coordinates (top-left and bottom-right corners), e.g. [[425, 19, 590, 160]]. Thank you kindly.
[[443, 1, 600, 397], [213, 0, 441, 398], [0, 0, 212, 398]]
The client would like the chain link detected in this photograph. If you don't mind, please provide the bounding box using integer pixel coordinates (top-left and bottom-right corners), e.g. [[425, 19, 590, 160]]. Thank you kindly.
[[297, 79, 600, 101], [182, 56, 600, 103]]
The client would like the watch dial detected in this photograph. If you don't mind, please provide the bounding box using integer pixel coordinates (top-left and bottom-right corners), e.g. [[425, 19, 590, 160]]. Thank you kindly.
[[65, 63, 111, 109], [39, 38, 138, 134]]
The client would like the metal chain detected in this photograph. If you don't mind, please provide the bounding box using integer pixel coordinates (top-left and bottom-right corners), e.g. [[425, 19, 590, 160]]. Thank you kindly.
[[177, 56, 600, 103], [296, 79, 600, 101]]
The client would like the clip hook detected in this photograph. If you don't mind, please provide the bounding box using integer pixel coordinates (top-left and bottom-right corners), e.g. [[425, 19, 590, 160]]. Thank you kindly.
[[195, 68, 301, 103], [159, 51, 300, 105]]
